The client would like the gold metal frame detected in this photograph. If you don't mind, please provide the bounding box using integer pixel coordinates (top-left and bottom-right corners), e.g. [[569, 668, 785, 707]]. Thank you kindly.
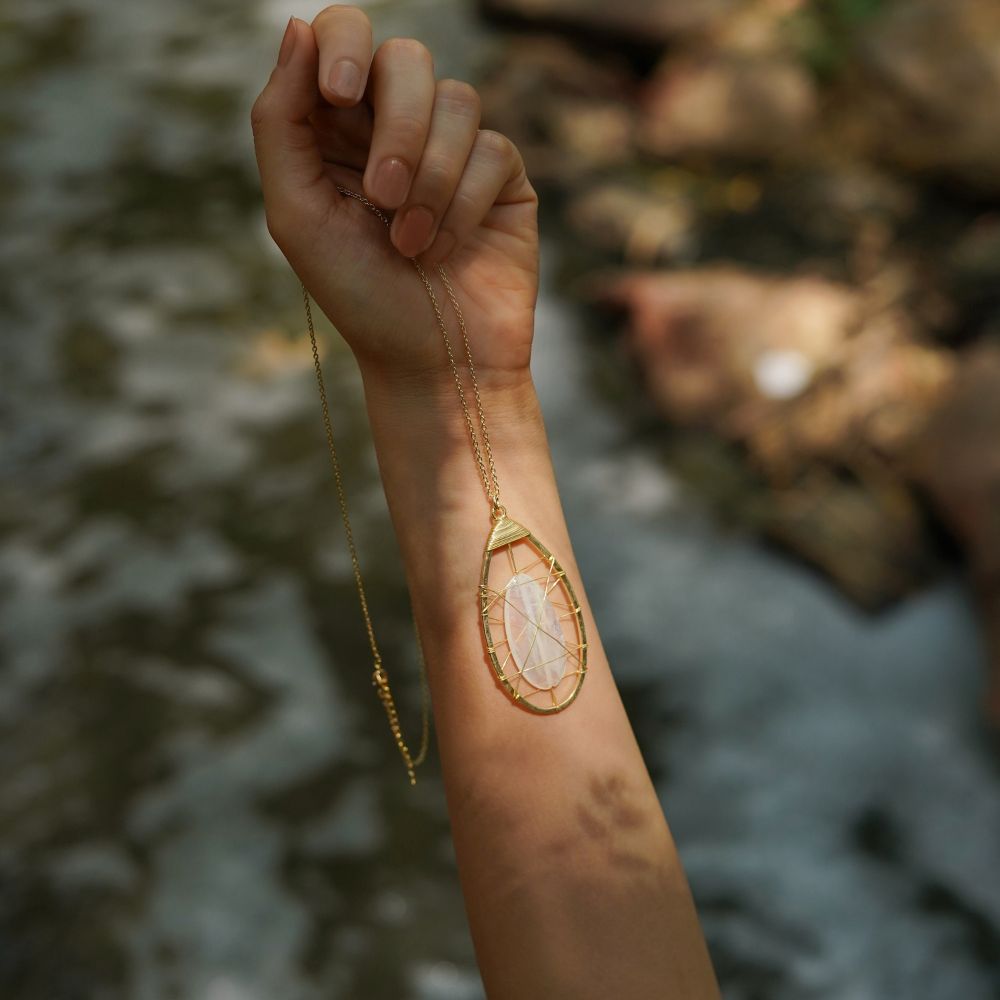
[[479, 515, 588, 714]]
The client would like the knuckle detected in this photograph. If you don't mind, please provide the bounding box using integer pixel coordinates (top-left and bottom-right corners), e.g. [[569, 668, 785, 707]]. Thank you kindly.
[[314, 3, 370, 29], [376, 36, 433, 66], [312, 3, 335, 25], [435, 78, 480, 117], [385, 112, 427, 148], [414, 155, 456, 200], [450, 187, 479, 218], [264, 207, 289, 247], [474, 128, 513, 161], [249, 91, 270, 134]]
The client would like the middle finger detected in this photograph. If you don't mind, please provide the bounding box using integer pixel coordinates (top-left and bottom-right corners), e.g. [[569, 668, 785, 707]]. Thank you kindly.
[[363, 38, 436, 210]]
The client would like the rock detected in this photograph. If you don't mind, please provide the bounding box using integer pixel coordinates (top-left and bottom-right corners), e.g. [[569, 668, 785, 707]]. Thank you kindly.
[[773, 165, 917, 249], [480, 0, 1000, 191], [591, 266, 956, 606], [591, 267, 858, 430], [851, 0, 1000, 191], [479, 0, 737, 46], [593, 267, 954, 469], [479, 36, 637, 182], [565, 181, 698, 264], [905, 344, 1000, 716], [947, 214, 1000, 336], [760, 468, 935, 611], [637, 52, 819, 162]]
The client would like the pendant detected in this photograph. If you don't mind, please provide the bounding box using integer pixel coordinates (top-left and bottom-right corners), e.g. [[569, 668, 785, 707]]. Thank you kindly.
[[479, 514, 587, 713]]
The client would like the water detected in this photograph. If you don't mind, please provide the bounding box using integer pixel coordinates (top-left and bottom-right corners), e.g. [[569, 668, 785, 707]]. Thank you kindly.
[[1, 1, 998, 998]]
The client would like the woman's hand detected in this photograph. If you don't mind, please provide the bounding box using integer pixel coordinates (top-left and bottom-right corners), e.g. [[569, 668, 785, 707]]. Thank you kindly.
[[250, 8, 539, 387]]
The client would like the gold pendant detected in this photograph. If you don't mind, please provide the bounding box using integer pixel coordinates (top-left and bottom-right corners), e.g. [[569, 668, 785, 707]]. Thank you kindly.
[[479, 515, 587, 713]]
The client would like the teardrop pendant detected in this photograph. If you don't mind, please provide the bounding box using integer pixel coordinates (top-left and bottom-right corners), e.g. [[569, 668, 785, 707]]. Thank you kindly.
[[479, 515, 587, 713]]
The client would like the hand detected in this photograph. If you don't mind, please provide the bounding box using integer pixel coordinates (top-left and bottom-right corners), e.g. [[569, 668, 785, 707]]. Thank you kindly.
[[250, 8, 540, 386]]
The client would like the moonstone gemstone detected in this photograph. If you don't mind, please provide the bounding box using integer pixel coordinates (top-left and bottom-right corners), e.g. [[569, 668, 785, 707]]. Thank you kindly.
[[503, 572, 567, 690]]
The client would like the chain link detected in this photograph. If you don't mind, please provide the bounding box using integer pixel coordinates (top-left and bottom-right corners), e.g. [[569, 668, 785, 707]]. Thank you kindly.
[[300, 183, 503, 783]]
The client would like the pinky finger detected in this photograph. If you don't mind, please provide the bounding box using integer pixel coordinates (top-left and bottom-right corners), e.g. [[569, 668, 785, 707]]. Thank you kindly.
[[421, 129, 533, 264]]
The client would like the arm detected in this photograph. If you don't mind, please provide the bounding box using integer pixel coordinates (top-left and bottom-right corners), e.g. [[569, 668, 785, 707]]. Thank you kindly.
[[363, 367, 719, 999], [250, 9, 719, 997]]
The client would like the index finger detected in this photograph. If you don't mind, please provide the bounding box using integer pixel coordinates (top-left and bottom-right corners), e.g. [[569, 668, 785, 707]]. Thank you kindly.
[[312, 4, 374, 106]]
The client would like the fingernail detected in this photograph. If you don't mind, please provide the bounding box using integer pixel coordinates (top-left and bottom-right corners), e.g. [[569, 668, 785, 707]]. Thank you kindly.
[[370, 157, 411, 209], [329, 59, 362, 101], [277, 17, 296, 67], [393, 206, 436, 258]]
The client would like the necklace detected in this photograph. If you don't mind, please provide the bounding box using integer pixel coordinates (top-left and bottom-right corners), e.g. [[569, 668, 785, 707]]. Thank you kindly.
[[302, 185, 588, 784]]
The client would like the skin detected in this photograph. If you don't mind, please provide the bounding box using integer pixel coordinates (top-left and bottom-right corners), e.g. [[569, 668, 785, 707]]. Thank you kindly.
[[251, 8, 720, 998]]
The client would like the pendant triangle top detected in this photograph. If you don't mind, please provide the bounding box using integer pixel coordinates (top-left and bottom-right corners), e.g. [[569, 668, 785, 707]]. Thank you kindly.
[[486, 514, 530, 551]]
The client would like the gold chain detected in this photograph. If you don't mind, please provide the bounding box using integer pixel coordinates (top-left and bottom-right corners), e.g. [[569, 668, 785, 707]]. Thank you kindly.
[[410, 252, 504, 517], [301, 183, 503, 783], [303, 286, 430, 784]]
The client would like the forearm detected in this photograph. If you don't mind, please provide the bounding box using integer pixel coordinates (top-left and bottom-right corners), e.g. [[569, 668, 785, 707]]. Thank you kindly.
[[359, 364, 719, 999]]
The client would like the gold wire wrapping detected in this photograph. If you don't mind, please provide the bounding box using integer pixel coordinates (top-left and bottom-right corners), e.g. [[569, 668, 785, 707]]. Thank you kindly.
[[480, 522, 588, 713]]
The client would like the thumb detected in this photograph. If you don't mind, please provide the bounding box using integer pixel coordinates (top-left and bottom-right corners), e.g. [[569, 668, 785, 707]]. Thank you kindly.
[[250, 17, 337, 241]]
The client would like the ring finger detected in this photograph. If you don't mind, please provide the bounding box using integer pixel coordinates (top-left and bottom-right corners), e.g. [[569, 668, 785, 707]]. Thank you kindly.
[[390, 78, 481, 258], [422, 129, 529, 264]]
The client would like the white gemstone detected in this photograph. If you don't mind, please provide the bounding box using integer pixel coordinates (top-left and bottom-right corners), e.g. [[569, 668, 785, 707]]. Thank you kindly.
[[503, 572, 567, 690]]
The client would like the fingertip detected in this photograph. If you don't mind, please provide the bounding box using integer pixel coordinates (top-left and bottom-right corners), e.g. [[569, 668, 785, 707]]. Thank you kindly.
[[291, 17, 315, 56], [278, 17, 312, 67], [252, 16, 327, 215], [277, 16, 296, 68], [312, 5, 374, 106], [269, 17, 320, 118]]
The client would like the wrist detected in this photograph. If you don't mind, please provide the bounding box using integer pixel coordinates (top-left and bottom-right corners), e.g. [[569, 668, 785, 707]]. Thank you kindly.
[[358, 360, 544, 456], [358, 359, 537, 419], [356, 359, 559, 631]]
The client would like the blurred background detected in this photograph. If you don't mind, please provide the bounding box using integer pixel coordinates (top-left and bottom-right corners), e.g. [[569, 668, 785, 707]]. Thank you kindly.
[[2, 0, 999, 997]]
